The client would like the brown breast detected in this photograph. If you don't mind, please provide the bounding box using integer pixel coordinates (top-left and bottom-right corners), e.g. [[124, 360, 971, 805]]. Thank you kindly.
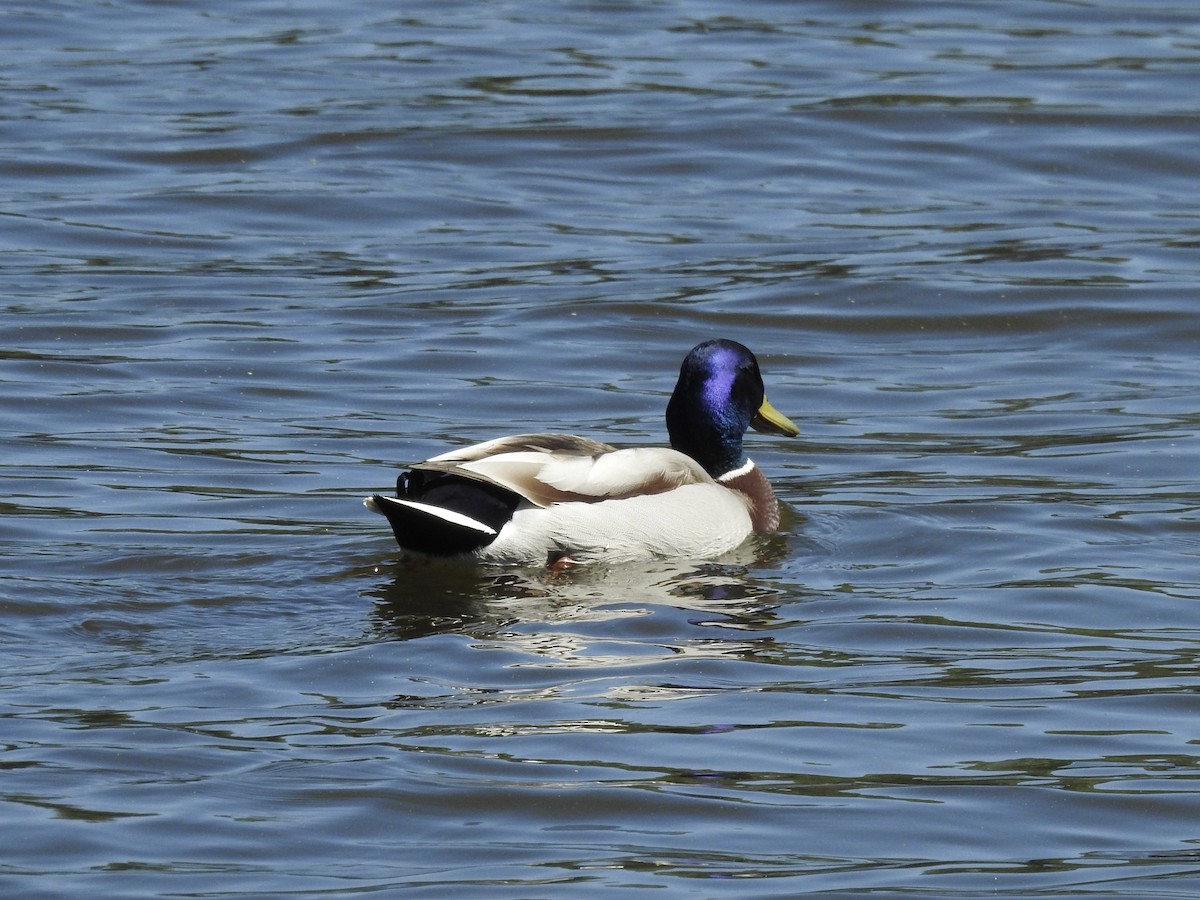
[[718, 461, 781, 533]]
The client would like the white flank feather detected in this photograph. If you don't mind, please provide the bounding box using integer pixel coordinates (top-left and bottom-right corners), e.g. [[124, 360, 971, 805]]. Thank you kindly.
[[478, 482, 753, 564]]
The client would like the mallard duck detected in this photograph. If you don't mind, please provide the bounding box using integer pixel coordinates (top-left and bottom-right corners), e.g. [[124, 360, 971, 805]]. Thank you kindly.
[[364, 339, 798, 565]]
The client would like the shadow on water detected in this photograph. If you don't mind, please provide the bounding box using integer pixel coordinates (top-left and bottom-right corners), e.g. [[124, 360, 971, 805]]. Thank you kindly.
[[362, 534, 795, 642]]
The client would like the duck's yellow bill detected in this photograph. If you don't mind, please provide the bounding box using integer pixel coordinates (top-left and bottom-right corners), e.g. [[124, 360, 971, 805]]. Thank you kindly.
[[752, 397, 800, 437]]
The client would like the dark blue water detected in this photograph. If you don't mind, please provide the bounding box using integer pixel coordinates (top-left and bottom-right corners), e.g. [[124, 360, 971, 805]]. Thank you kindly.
[[4, 1, 1200, 895]]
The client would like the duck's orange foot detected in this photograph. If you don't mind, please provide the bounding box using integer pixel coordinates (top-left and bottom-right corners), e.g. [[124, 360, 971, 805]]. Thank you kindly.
[[546, 551, 579, 574]]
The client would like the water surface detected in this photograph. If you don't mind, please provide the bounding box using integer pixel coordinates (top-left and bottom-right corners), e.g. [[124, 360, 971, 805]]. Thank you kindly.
[[3, 0, 1200, 895]]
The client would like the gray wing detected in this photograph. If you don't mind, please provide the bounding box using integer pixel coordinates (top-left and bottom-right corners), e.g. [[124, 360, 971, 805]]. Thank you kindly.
[[412, 433, 712, 508]]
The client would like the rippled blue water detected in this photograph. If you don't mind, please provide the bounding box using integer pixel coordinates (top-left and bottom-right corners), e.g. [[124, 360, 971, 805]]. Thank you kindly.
[[4, 0, 1200, 896]]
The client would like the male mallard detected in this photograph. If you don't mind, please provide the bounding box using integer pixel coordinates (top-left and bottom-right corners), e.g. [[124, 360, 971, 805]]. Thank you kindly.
[[364, 339, 798, 565]]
